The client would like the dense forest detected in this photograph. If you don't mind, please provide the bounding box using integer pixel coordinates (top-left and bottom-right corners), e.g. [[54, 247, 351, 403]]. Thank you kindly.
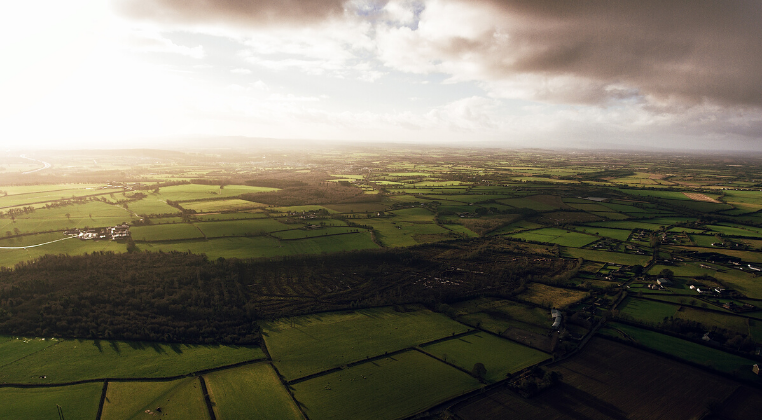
[[0, 238, 573, 344]]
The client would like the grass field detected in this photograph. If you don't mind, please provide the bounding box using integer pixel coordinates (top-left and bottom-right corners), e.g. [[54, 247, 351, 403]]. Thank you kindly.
[[204, 363, 303, 420], [509, 228, 597, 247], [498, 195, 568, 211], [101, 377, 210, 420], [292, 350, 481, 420], [585, 220, 666, 230], [618, 297, 678, 323], [195, 219, 293, 238], [423, 332, 549, 383], [0, 201, 132, 235], [0, 382, 102, 420], [389, 207, 436, 222], [0, 237, 126, 268], [443, 224, 480, 237], [181, 199, 265, 213], [127, 198, 180, 215], [517, 283, 589, 309], [0, 187, 123, 208], [131, 223, 204, 241], [272, 226, 363, 240], [601, 323, 758, 378], [562, 248, 652, 265], [139, 233, 379, 259], [572, 226, 631, 241], [452, 298, 551, 335], [261, 307, 470, 381], [648, 261, 762, 298], [155, 184, 278, 202], [0, 338, 263, 384], [363, 218, 451, 247]]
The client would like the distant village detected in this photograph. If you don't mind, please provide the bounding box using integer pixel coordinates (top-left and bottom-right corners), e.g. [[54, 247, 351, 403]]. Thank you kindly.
[[64, 224, 131, 241]]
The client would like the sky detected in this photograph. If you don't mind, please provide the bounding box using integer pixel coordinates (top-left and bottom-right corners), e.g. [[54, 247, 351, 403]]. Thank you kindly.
[[1, 0, 761, 151]]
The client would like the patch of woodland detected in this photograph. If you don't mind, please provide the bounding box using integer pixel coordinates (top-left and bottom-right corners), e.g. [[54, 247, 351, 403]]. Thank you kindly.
[[242, 182, 382, 206], [0, 238, 574, 345]]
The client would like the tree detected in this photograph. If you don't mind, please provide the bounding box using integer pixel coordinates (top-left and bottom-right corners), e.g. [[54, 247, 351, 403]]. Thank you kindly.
[[471, 362, 487, 380], [658, 268, 674, 280], [632, 265, 644, 276], [65, 213, 71, 221]]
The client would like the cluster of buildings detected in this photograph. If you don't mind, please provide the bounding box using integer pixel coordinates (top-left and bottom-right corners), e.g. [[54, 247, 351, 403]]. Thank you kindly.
[[64, 224, 130, 240]]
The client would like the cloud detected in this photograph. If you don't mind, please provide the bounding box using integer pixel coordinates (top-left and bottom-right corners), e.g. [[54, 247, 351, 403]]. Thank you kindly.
[[127, 30, 205, 58], [377, 0, 762, 108], [230, 68, 251, 74], [116, 0, 349, 27]]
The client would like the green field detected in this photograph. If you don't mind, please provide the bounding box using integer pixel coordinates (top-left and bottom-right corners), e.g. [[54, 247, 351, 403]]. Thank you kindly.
[[572, 226, 632, 241], [517, 283, 589, 309], [509, 227, 597, 247], [101, 378, 210, 420], [648, 262, 762, 298], [389, 207, 436, 222], [601, 323, 758, 378], [0, 237, 126, 268], [423, 332, 550, 382], [618, 297, 678, 323], [262, 307, 471, 381], [127, 198, 180, 215], [498, 195, 568, 211], [0, 187, 122, 208], [292, 350, 481, 420], [562, 248, 652, 265], [131, 223, 205, 241], [0, 338, 263, 384], [452, 298, 552, 335], [363, 218, 451, 247], [181, 199, 265, 213], [139, 232, 379, 258], [195, 219, 293, 238], [204, 363, 303, 420], [155, 184, 278, 202], [0, 201, 131, 235], [0, 382, 102, 420], [272, 226, 363, 240], [585, 220, 666, 230]]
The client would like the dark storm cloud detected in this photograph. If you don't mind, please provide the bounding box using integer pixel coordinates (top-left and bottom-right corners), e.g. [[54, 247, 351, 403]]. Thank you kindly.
[[473, 0, 762, 107], [116, 0, 349, 26]]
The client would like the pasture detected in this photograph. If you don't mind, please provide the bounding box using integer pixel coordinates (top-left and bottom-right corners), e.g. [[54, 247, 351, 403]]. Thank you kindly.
[[602, 323, 757, 378], [452, 298, 552, 335], [562, 248, 652, 265], [101, 377, 210, 420], [363, 218, 451, 247], [272, 226, 363, 240], [498, 195, 568, 211], [0, 338, 263, 384], [517, 283, 589, 309], [292, 350, 481, 420], [0, 237, 125, 268], [508, 227, 597, 247], [127, 198, 180, 215], [181, 199, 265, 213], [618, 297, 677, 323], [154, 184, 278, 202], [261, 307, 470, 381], [0, 382, 102, 420], [204, 363, 303, 420], [572, 226, 631, 241], [0, 201, 131, 235], [423, 332, 550, 383], [195, 219, 293, 238], [130, 223, 204, 241]]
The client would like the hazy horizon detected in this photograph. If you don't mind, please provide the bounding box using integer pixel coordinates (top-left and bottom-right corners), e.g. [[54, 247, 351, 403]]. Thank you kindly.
[[2, 1, 760, 151]]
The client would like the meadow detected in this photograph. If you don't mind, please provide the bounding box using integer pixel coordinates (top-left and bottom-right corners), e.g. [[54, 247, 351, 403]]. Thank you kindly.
[[130, 223, 205, 241], [153, 184, 278, 202], [562, 248, 652, 265], [0, 382, 102, 420], [0, 337, 263, 384], [100, 377, 209, 420], [422, 332, 550, 383], [204, 363, 304, 420], [509, 227, 597, 247], [292, 350, 481, 420], [194, 218, 294, 238], [261, 307, 470, 381], [618, 297, 678, 323], [181, 199, 265, 213], [516, 283, 589, 309]]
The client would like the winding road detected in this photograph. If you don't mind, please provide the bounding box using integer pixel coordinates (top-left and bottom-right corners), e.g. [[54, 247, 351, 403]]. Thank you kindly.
[[20, 154, 51, 174]]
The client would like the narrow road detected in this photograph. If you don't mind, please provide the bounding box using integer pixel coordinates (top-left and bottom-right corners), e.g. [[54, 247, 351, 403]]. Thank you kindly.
[[0, 236, 73, 249], [20, 154, 51, 174]]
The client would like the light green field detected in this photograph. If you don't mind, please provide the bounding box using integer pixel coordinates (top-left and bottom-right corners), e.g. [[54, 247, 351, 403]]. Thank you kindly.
[[573, 226, 631, 241], [272, 226, 363, 240], [195, 219, 294, 238], [649, 261, 762, 298], [156, 184, 278, 202], [0, 382, 102, 420], [194, 212, 267, 221], [618, 189, 699, 201], [262, 307, 471, 381], [101, 378, 210, 420], [0, 237, 126, 268], [0, 187, 122, 208], [205, 363, 303, 420], [706, 224, 762, 238], [292, 350, 481, 420], [0, 184, 106, 196], [562, 248, 651, 266], [127, 198, 180, 215], [139, 233, 379, 259], [601, 323, 757, 379], [131, 223, 204, 241], [517, 283, 589, 309], [509, 227, 597, 247], [181, 199, 265, 213], [424, 333, 549, 383], [618, 297, 678, 323], [0, 336, 58, 367], [0, 201, 132, 235], [389, 207, 436, 222], [0, 338, 263, 384], [363, 219, 451, 247]]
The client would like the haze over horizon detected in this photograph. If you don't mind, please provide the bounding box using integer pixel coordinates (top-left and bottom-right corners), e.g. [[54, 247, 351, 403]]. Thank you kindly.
[[2, 1, 761, 152]]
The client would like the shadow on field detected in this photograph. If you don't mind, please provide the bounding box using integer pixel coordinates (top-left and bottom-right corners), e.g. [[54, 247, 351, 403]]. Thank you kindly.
[[547, 383, 628, 420]]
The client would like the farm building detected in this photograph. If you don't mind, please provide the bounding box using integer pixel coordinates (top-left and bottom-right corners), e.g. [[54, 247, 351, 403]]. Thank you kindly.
[[551, 309, 562, 329]]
